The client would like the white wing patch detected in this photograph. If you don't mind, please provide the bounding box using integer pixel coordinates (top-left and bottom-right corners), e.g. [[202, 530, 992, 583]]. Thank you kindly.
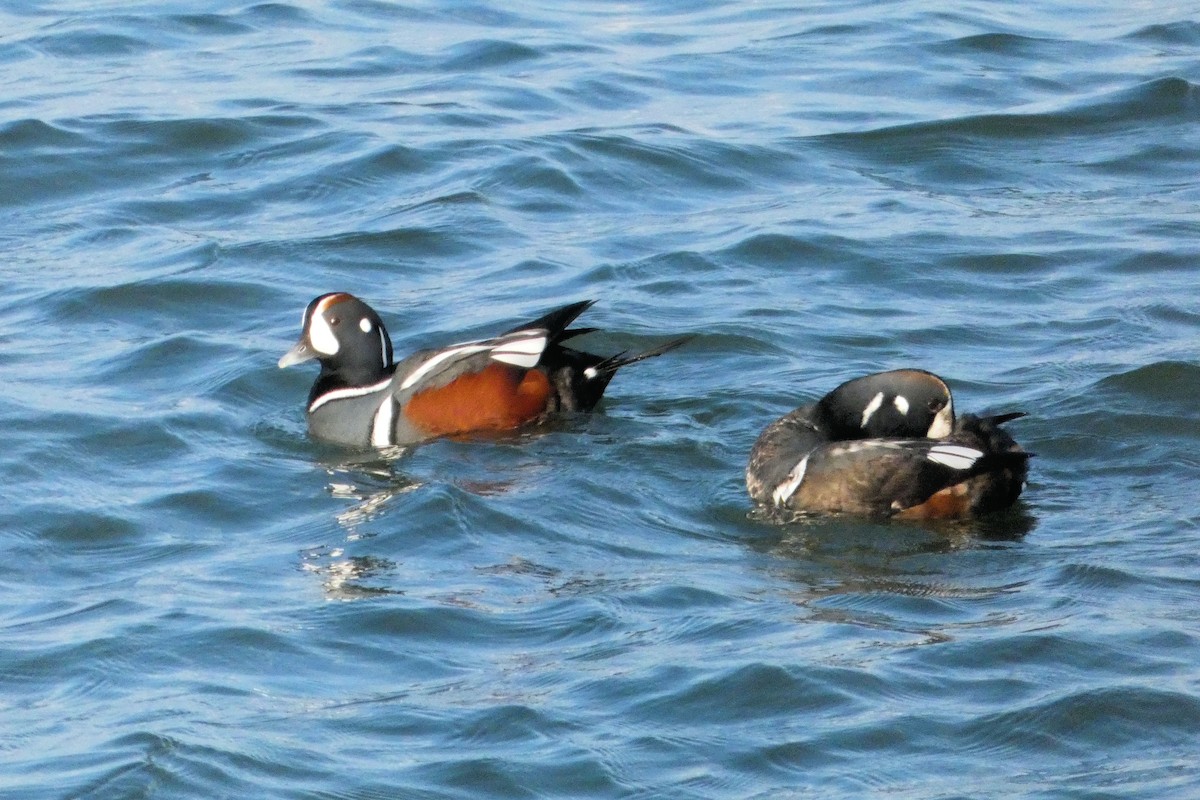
[[927, 444, 982, 471], [399, 344, 490, 390], [489, 332, 547, 369], [371, 397, 395, 447], [860, 391, 885, 427], [772, 455, 809, 506], [397, 332, 548, 392]]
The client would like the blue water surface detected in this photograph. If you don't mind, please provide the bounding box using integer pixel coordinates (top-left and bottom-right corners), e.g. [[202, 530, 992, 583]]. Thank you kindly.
[[3, 1, 1200, 797]]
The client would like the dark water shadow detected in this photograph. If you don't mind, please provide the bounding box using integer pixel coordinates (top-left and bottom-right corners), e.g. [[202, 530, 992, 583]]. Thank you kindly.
[[747, 502, 1037, 553], [741, 503, 1039, 646]]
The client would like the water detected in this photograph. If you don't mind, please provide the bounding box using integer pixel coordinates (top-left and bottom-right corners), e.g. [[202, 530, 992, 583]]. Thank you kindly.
[[3, 1, 1199, 797]]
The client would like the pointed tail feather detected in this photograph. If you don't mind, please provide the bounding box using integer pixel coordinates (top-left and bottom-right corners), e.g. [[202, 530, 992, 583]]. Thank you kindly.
[[559, 326, 600, 341], [589, 335, 694, 374], [504, 300, 596, 341]]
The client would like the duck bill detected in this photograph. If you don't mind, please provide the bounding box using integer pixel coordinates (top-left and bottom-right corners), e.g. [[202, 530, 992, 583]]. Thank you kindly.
[[278, 339, 316, 368]]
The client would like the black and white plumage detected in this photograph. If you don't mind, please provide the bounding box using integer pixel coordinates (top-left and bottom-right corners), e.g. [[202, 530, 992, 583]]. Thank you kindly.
[[279, 293, 690, 448], [747, 370, 1030, 520]]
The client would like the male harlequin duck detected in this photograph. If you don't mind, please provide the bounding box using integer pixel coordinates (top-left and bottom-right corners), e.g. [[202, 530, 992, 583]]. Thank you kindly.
[[279, 293, 690, 448], [746, 369, 1030, 520]]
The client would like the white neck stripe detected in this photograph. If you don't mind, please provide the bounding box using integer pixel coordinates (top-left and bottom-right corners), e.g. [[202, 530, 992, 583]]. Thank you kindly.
[[309, 377, 393, 412]]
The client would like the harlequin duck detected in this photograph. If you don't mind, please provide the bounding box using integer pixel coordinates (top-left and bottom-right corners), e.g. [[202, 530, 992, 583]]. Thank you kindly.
[[279, 293, 690, 448], [746, 369, 1030, 519]]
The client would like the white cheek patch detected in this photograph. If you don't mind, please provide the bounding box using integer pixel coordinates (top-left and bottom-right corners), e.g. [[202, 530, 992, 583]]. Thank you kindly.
[[927, 444, 982, 471], [584, 366, 598, 380], [893, 395, 909, 415], [927, 398, 954, 438], [772, 455, 809, 506], [490, 334, 547, 369], [308, 313, 340, 356], [860, 391, 885, 427], [360, 317, 373, 333]]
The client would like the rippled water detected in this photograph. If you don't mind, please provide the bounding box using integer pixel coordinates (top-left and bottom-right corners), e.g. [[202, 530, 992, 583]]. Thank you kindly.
[[4, 1, 1200, 797]]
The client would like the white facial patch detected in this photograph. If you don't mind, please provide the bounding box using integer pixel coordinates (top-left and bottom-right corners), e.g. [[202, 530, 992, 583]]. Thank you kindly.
[[584, 366, 598, 380], [860, 391, 885, 428], [360, 317, 373, 333], [772, 455, 809, 506], [926, 444, 982, 471], [308, 312, 340, 356], [489, 333, 547, 369], [927, 398, 954, 438], [893, 395, 909, 415]]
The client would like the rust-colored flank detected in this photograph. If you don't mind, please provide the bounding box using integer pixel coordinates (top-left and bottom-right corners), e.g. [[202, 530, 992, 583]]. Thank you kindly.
[[894, 484, 973, 520], [403, 363, 552, 436]]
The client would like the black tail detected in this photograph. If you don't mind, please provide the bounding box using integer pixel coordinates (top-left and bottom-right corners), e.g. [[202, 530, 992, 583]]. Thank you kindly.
[[542, 334, 692, 412], [587, 335, 694, 376], [505, 300, 595, 342], [947, 413, 1032, 514], [974, 449, 1034, 474], [956, 411, 1031, 457], [982, 411, 1027, 426]]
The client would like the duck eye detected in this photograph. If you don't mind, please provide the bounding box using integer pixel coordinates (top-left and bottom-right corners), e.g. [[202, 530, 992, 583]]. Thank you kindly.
[[329, 316, 341, 326], [928, 399, 945, 412]]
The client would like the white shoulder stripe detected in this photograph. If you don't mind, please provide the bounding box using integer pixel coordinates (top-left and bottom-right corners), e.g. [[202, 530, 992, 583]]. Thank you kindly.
[[309, 377, 392, 412], [772, 455, 809, 506], [370, 397, 395, 447], [927, 444, 983, 471], [399, 344, 490, 390]]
